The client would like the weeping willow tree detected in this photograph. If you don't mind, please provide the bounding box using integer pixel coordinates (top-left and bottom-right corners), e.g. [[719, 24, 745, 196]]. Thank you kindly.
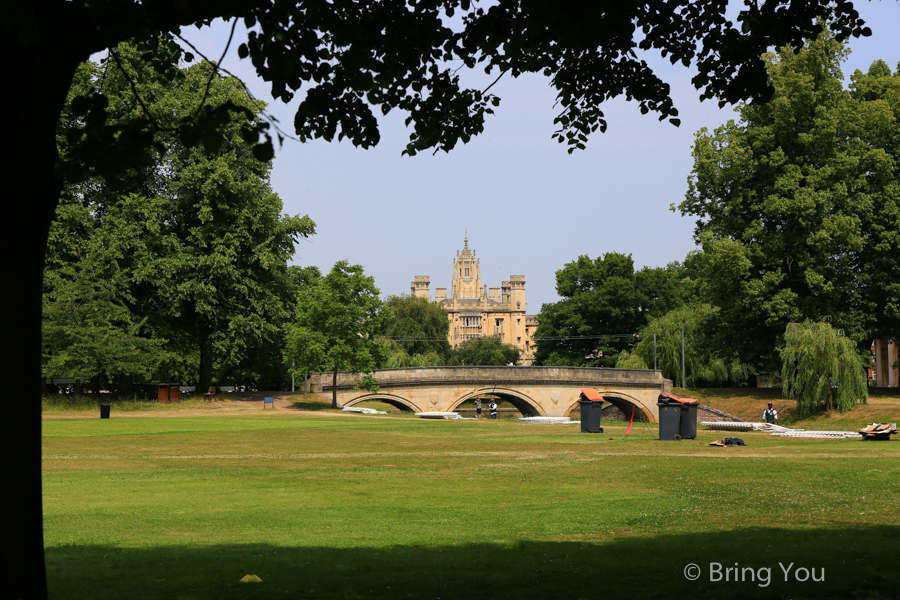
[[616, 303, 752, 388], [780, 321, 868, 416], [615, 350, 649, 370], [375, 337, 446, 368]]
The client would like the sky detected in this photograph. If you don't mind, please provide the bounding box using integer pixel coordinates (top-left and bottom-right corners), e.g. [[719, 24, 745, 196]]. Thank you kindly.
[[179, 2, 900, 312]]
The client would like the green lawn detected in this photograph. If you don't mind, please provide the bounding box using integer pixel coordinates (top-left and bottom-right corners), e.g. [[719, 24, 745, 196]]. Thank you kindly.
[[43, 406, 900, 599]]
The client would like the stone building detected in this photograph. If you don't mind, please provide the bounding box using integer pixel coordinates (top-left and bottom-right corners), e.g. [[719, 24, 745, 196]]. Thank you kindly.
[[411, 235, 537, 364], [874, 338, 898, 387]]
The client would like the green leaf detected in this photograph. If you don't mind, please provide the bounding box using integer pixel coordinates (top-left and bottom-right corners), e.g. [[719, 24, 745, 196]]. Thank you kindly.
[[252, 140, 275, 162], [70, 95, 91, 117]]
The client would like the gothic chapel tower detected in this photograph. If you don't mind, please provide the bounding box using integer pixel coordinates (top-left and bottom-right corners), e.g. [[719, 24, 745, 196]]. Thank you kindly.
[[451, 233, 482, 299], [409, 233, 536, 364]]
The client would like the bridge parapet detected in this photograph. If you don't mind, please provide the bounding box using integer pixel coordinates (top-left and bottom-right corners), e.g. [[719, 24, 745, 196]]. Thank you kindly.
[[308, 367, 672, 420], [310, 366, 671, 390]]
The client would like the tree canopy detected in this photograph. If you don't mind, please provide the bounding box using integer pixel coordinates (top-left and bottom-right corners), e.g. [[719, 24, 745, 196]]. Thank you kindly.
[[381, 295, 452, 359], [36, 1, 873, 182], [677, 34, 900, 372], [284, 261, 389, 407], [452, 336, 520, 366], [48, 49, 315, 392], [42, 231, 164, 388], [534, 253, 689, 367], [616, 303, 753, 388]]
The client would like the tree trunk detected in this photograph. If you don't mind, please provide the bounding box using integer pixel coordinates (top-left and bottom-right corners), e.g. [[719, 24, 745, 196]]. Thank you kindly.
[[0, 5, 269, 599], [199, 337, 214, 395], [0, 27, 87, 598], [333, 366, 338, 408], [1, 202, 54, 600]]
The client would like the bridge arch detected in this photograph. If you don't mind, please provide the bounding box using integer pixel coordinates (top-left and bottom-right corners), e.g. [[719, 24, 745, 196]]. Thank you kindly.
[[564, 391, 655, 422], [342, 393, 421, 413], [450, 388, 544, 417]]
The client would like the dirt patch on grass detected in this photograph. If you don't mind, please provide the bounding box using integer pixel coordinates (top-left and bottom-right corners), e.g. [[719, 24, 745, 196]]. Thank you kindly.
[[677, 386, 900, 428], [675, 387, 791, 421]]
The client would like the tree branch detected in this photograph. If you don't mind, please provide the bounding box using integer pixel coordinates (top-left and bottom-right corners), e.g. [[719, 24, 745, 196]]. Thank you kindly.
[[107, 46, 169, 131], [193, 17, 239, 118], [44, 0, 265, 59]]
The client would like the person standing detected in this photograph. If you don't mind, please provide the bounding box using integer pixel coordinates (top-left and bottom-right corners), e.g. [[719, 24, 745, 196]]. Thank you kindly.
[[763, 402, 778, 424], [475, 397, 482, 419], [489, 399, 498, 419]]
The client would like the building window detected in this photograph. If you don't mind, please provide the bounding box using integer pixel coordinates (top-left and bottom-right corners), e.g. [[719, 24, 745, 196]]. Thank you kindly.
[[465, 267, 470, 277]]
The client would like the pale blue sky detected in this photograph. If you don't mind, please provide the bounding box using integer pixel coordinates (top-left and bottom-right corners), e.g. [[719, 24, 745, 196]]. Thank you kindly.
[[181, 2, 900, 312]]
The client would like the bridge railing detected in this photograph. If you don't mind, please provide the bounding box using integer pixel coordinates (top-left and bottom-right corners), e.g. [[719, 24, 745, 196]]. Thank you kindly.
[[309, 366, 671, 392]]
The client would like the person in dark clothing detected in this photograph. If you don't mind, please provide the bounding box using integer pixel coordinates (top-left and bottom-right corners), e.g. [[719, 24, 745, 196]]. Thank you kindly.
[[763, 402, 778, 424], [475, 397, 482, 418], [489, 399, 497, 419]]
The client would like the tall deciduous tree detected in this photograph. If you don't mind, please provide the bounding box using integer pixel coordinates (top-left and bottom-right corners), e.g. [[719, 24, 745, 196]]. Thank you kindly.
[[42, 234, 163, 389], [51, 51, 316, 392], [1, 2, 874, 596], [451, 336, 520, 366], [677, 34, 900, 373], [381, 295, 451, 359], [781, 320, 868, 415], [285, 261, 388, 407], [535, 253, 688, 367]]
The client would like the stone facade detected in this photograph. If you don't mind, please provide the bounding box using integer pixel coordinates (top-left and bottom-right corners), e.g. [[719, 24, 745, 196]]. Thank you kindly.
[[874, 338, 899, 387], [411, 235, 537, 364]]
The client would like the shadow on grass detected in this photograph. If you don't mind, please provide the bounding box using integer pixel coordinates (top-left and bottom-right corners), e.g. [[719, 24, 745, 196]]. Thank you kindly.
[[867, 387, 900, 401], [288, 399, 343, 412], [47, 526, 898, 600]]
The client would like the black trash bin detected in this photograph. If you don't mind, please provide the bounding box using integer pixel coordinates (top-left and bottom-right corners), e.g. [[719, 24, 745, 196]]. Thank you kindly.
[[657, 392, 699, 440], [579, 388, 605, 433], [679, 400, 699, 440], [100, 404, 111, 419], [657, 398, 682, 440]]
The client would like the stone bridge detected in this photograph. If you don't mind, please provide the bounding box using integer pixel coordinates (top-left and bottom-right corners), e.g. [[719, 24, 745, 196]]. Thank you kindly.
[[309, 367, 673, 421]]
